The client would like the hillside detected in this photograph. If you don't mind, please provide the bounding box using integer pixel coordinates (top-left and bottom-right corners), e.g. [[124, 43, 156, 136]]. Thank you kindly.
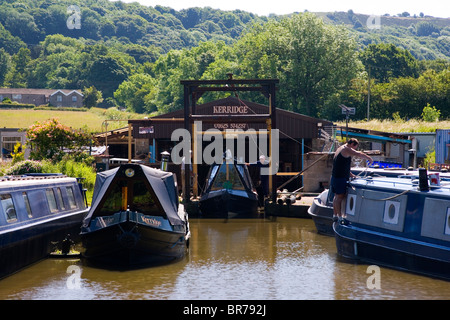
[[0, 0, 449, 60], [319, 11, 450, 60]]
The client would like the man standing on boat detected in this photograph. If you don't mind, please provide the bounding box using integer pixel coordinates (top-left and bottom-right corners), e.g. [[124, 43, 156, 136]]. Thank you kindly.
[[331, 138, 373, 220], [247, 155, 270, 208]]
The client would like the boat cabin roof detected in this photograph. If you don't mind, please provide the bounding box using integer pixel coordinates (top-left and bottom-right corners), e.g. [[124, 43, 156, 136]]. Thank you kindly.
[[204, 160, 255, 193], [85, 164, 185, 226]]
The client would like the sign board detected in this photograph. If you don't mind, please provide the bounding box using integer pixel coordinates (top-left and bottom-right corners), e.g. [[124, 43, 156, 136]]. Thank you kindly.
[[341, 107, 355, 115]]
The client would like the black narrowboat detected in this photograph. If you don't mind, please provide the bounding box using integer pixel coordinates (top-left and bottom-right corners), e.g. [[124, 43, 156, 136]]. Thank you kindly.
[[0, 174, 88, 279], [199, 158, 259, 219], [80, 164, 190, 269]]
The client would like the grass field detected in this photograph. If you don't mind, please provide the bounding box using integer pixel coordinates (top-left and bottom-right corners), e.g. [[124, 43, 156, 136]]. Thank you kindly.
[[0, 108, 139, 133], [2, 107, 449, 134], [336, 118, 450, 133]]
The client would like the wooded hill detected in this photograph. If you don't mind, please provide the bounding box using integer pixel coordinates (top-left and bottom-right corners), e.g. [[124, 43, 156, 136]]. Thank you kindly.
[[0, 0, 449, 122], [1, 1, 449, 60]]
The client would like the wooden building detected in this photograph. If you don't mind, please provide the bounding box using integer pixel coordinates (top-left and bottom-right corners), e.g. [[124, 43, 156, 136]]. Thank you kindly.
[[97, 96, 333, 193], [95, 96, 412, 194]]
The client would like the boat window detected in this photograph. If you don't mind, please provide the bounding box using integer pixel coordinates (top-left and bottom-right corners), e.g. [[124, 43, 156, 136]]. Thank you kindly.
[[46, 189, 58, 213], [207, 165, 219, 188], [236, 164, 251, 187], [97, 183, 122, 216], [211, 163, 245, 191], [66, 187, 77, 209], [129, 180, 162, 216], [1, 194, 17, 222], [23, 192, 32, 218], [56, 188, 65, 210]]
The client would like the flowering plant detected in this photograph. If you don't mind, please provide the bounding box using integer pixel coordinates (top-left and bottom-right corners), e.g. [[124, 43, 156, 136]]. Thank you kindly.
[[26, 118, 92, 161], [4, 160, 43, 175]]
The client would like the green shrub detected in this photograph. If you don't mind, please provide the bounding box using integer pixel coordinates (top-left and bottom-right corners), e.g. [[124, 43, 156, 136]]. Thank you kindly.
[[4, 160, 43, 175], [421, 104, 440, 122]]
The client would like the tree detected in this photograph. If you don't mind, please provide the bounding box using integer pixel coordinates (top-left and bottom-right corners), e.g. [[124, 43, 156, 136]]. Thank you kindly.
[[6, 47, 31, 87], [82, 86, 103, 108], [26, 118, 92, 161], [416, 21, 440, 37], [360, 43, 419, 83], [236, 13, 361, 116], [114, 73, 156, 113], [87, 56, 129, 99], [0, 48, 10, 86]]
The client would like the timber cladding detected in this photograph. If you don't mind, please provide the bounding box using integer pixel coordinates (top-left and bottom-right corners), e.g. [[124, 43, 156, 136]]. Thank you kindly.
[[130, 96, 332, 140]]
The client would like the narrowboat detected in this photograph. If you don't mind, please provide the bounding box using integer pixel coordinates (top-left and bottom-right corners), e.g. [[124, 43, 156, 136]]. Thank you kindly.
[[308, 188, 335, 236], [199, 157, 259, 219], [80, 164, 190, 269], [334, 168, 450, 280], [0, 174, 88, 279], [307, 168, 445, 236]]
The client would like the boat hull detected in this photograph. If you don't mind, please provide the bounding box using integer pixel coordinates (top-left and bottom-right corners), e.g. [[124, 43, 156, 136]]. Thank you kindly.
[[307, 190, 334, 236], [334, 221, 450, 281], [0, 210, 88, 279], [199, 190, 259, 219], [333, 173, 450, 281], [81, 216, 188, 269]]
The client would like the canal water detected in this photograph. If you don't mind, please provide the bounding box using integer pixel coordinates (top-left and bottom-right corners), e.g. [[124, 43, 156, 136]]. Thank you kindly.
[[0, 218, 449, 300]]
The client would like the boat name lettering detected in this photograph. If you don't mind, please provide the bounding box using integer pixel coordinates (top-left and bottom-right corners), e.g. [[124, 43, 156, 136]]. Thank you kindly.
[[96, 216, 116, 227], [141, 216, 162, 227], [213, 105, 248, 114]]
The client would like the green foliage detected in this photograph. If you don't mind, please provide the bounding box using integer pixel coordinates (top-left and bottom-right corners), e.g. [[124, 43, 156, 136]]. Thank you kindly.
[[360, 43, 419, 82], [4, 160, 43, 175], [421, 103, 441, 122], [0, 0, 449, 122], [41, 156, 96, 189], [416, 21, 440, 37], [392, 111, 404, 123], [11, 142, 24, 164], [26, 118, 92, 161], [82, 86, 103, 108], [423, 147, 436, 168]]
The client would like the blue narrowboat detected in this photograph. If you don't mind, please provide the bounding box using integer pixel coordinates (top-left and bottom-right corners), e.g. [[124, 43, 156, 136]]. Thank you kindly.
[[334, 168, 450, 280], [308, 167, 423, 236], [80, 164, 190, 269], [0, 174, 88, 279]]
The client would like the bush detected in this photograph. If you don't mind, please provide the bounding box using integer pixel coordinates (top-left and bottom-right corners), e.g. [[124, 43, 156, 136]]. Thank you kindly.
[[4, 160, 43, 175], [421, 104, 440, 122]]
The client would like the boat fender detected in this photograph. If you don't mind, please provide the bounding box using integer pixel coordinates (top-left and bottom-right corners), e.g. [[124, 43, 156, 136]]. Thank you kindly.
[[118, 231, 139, 249], [285, 194, 296, 205], [278, 196, 286, 205]]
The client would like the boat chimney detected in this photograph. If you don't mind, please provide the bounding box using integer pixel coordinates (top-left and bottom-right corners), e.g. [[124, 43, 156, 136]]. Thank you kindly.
[[418, 168, 429, 191]]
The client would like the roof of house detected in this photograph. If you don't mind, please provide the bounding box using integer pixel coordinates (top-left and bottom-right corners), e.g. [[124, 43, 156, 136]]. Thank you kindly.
[[0, 88, 82, 97]]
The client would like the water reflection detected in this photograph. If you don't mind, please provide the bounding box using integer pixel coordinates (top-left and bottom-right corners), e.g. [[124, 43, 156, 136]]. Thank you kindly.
[[0, 218, 449, 300]]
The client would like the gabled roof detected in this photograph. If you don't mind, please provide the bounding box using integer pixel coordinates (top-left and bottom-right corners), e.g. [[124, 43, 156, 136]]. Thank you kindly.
[[0, 88, 82, 97], [50, 89, 83, 97]]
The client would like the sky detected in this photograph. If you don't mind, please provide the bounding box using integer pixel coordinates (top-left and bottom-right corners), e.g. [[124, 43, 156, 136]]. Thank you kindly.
[[114, 0, 450, 18]]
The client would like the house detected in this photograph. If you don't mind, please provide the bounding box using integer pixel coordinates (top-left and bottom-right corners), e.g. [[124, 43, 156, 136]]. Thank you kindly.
[[0, 128, 30, 160], [0, 88, 83, 108]]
